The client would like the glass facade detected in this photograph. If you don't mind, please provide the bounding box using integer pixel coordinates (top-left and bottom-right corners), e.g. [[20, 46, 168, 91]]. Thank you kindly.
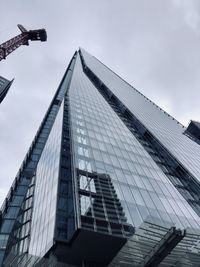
[[2, 49, 200, 266], [28, 101, 64, 257], [69, 55, 200, 231], [80, 48, 200, 184], [0, 76, 13, 103], [0, 53, 76, 265]]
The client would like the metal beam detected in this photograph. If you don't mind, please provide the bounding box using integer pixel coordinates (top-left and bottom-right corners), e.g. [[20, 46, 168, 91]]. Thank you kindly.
[[140, 227, 185, 267]]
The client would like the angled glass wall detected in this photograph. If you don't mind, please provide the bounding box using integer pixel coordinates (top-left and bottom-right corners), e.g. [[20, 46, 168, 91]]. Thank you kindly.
[[0, 53, 77, 266], [80, 48, 200, 184], [28, 101, 64, 257], [69, 54, 200, 231]]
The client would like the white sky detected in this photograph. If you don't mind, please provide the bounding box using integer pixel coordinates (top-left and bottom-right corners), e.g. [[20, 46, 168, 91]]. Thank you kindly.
[[1, 0, 200, 206]]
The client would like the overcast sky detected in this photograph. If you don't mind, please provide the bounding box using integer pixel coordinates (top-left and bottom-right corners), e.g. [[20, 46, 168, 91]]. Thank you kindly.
[[1, 0, 200, 206]]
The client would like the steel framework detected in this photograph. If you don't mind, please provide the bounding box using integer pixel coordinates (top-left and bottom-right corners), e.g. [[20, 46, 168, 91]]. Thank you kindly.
[[0, 24, 47, 61]]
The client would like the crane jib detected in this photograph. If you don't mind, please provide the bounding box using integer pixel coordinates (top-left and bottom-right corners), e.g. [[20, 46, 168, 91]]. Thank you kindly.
[[0, 24, 47, 61]]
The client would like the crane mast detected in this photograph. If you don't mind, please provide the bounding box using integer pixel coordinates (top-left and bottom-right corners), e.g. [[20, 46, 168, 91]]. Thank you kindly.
[[0, 24, 47, 61]]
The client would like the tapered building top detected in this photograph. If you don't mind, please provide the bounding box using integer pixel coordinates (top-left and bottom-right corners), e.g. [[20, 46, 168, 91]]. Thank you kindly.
[[1, 49, 200, 266]]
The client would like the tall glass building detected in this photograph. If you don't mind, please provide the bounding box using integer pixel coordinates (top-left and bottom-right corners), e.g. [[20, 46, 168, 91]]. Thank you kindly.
[[0, 76, 13, 103], [1, 49, 200, 266]]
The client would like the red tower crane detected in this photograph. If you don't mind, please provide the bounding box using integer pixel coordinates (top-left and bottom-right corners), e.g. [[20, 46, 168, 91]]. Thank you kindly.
[[0, 24, 47, 61]]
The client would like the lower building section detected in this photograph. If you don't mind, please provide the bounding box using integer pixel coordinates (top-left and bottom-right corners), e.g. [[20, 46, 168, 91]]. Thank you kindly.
[[110, 217, 200, 267], [55, 229, 127, 266], [3, 217, 200, 266]]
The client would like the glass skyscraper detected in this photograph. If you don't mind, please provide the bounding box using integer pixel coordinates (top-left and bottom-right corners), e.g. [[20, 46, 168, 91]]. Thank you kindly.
[[0, 76, 13, 103], [1, 49, 200, 266]]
